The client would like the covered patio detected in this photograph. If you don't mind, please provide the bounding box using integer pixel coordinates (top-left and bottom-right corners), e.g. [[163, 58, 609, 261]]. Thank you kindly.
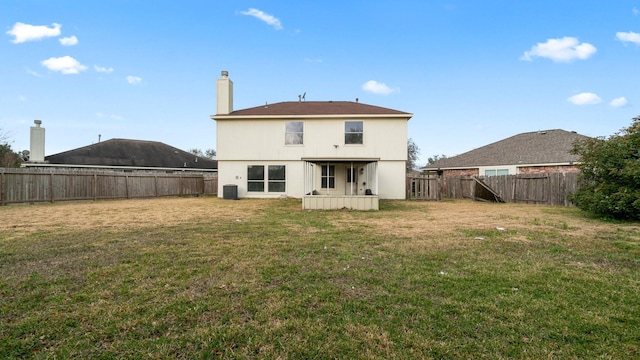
[[301, 158, 379, 210]]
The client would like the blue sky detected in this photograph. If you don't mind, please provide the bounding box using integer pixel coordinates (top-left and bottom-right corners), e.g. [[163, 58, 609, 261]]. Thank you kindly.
[[2, 1, 639, 165]]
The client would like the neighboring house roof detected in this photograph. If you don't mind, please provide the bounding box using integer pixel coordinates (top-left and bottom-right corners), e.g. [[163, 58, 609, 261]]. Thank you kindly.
[[424, 129, 589, 170], [214, 101, 412, 118], [43, 138, 217, 170]]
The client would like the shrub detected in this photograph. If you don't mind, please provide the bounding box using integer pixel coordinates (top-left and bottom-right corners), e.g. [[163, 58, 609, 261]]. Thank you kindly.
[[0, 143, 22, 168], [570, 116, 640, 220]]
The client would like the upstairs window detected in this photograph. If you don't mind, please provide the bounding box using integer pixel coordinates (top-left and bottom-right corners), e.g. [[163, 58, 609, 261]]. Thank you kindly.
[[345, 121, 363, 145], [285, 121, 304, 145]]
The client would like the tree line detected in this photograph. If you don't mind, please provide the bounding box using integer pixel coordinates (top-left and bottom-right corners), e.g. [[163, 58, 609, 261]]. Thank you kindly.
[[0, 131, 22, 168]]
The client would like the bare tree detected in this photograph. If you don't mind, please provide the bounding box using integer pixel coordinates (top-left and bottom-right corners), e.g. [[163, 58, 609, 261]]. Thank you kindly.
[[189, 148, 216, 160], [0, 128, 8, 144], [0, 129, 22, 167], [426, 154, 448, 166], [407, 138, 420, 171]]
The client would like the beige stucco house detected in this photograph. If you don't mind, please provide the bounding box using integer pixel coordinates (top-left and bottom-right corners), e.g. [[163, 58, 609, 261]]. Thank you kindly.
[[210, 71, 412, 210]]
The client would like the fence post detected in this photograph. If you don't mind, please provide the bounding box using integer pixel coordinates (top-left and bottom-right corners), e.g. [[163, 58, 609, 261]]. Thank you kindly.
[[1, 171, 4, 206], [93, 173, 97, 201], [547, 175, 552, 206], [49, 173, 54, 203], [125, 175, 129, 199]]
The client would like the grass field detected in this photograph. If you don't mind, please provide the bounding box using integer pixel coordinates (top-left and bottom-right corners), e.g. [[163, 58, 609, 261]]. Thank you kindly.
[[1, 197, 639, 359]]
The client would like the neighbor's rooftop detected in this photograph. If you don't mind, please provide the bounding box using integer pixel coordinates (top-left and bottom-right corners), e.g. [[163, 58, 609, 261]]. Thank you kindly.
[[423, 129, 590, 169], [45, 138, 217, 169]]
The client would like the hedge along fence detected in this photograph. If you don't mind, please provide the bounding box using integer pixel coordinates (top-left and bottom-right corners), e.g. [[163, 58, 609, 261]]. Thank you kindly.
[[0, 168, 218, 205]]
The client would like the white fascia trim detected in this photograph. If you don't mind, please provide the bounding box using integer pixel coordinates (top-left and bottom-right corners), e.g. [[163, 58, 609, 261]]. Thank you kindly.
[[515, 162, 580, 167], [211, 114, 412, 121], [302, 157, 380, 162], [424, 162, 579, 171]]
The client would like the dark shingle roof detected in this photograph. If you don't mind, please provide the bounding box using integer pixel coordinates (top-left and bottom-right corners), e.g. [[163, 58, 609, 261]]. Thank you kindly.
[[216, 101, 412, 117], [424, 129, 590, 170], [45, 139, 217, 169]]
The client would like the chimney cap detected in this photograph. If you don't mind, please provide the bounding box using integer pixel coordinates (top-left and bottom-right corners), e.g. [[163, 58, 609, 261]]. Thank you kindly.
[[221, 70, 228, 78], [34, 120, 42, 125]]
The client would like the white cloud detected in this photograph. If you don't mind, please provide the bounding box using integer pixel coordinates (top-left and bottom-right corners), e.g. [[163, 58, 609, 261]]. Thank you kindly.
[[520, 37, 597, 62], [41, 56, 87, 74], [7, 22, 61, 43], [97, 112, 124, 120], [362, 80, 398, 95], [19, 95, 27, 102], [96, 112, 123, 120], [610, 97, 628, 107], [633, 7, 639, 15], [567, 92, 602, 105], [126, 75, 142, 85], [304, 58, 323, 63], [25, 68, 43, 77], [59, 35, 78, 46], [616, 31, 640, 45], [240, 8, 283, 30], [94, 65, 114, 73]]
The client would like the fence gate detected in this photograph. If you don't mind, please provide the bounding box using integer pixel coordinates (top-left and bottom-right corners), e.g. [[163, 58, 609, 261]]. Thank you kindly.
[[407, 175, 440, 200]]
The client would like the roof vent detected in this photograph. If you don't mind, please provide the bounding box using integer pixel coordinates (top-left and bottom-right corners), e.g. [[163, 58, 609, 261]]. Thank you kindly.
[[538, 131, 547, 135]]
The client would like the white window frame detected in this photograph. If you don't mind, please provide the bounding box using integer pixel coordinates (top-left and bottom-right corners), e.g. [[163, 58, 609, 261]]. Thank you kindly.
[[344, 121, 363, 145], [247, 165, 265, 192], [247, 165, 286, 192], [285, 121, 304, 145], [321, 165, 335, 189], [480, 166, 516, 177], [268, 165, 286, 192]]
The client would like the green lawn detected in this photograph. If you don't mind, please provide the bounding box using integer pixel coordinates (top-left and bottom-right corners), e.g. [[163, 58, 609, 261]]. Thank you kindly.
[[1, 198, 638, 359]]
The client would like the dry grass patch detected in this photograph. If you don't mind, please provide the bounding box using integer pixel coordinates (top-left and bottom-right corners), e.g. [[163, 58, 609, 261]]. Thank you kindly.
[[0, 197, 269, 237], [1, 197, 639, 359]]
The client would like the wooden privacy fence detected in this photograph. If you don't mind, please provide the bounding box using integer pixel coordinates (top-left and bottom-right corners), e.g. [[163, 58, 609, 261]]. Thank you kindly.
[[406, 175, 441, 200], [444, 173, 579, 206], [0, 168, 218, 205]]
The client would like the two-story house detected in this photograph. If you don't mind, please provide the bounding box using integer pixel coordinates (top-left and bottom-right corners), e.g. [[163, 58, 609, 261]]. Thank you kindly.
[[210, 71, 412, 210]]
